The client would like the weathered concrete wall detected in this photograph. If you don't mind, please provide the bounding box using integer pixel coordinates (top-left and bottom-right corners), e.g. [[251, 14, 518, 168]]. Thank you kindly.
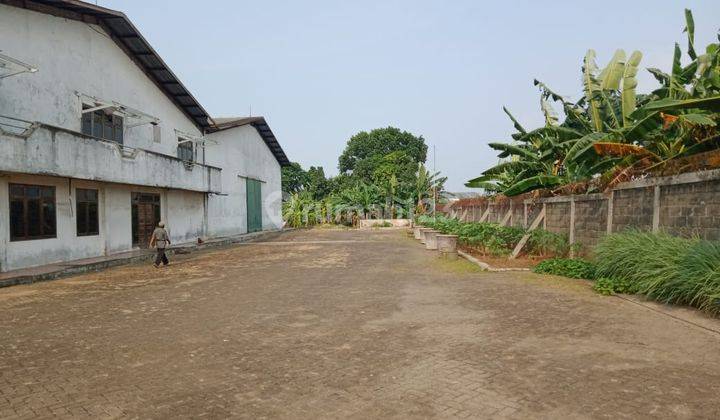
[[0, 125, 221, 193], [574, 199, 608, 250], [166, 190, 206, 244], [0, 173, 207, 272], [450, 170, 720, 255], [0, 4, 203, 156], [612, 187, 654, 233], [545, 202, 570, 235], [511, 202, 525, 228], [659, 180, 720, 240], [0, 4, 286, 273], [205, 125, 283, 237]]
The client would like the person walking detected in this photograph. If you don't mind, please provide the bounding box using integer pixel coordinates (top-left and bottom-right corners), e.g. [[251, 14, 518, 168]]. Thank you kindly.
[[150, 221, 171, 268]]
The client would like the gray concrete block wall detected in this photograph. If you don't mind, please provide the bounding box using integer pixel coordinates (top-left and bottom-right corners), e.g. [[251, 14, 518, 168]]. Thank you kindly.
[[574, 199, 608, 251], [451, 171, 720, 255], [612, 188, 654, 233], [545, 202, 570, 235], [526, 204, 543, 228], [494, 203, 510, 223], [487, 205, 501, 223], [511, 204, 525, 228], [660, 180, 720, 240]]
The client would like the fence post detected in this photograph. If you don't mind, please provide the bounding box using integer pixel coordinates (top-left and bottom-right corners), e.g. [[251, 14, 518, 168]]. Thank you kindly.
[[569, 197, 576, 258], [542, 203, 547, 230], [510, 206, 546, 259], [652, 185, 661, 232], [606, 190, 614, 234], [524, 203, 528, 228]]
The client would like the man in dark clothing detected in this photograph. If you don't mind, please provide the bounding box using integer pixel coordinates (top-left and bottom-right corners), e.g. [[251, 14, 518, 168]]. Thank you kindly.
[[150, 221, 170, 268]]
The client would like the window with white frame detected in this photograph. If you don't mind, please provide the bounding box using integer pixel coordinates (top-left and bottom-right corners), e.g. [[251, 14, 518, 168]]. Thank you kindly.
[[177, 137, 194, 162], [81, 104, 124, 144]]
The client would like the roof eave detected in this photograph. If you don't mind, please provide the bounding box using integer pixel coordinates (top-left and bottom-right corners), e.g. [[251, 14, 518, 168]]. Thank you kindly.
[[1, 0, 214, 131]]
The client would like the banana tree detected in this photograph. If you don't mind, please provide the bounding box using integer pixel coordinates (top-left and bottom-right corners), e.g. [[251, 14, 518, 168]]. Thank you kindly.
[[415, 162, 446, 215]]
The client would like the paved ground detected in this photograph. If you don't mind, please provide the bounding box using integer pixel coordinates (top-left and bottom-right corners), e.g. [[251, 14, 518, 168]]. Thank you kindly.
[[1, 229, 720, 419]]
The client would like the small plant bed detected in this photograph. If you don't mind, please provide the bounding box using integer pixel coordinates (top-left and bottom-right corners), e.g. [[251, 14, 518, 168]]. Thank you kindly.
[[416, 215, 571, 269], [533, 258, 597, 279]]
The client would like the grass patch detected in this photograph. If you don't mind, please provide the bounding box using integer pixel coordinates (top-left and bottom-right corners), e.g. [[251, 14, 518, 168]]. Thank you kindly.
[[532, 258, 596, 279], [594, 230, 720, 315], [433, 256, 486, 274]]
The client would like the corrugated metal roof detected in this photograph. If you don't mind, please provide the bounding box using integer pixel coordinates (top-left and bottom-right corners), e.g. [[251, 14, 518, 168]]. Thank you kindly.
[[2, 0, 214, 129], [210, 117, 291, 167], [3, 0, 291, 167]]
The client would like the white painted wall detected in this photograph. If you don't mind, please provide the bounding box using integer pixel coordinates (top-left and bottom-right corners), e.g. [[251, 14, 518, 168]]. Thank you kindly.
[[0, 173, 206, 272], [0, 4, 286, 272], [0, 174, 104, 271], [206, 125, 283, 236], [0, 4, 202, 156], [165, 190, 205, 244], [0, 125, 222, 193]]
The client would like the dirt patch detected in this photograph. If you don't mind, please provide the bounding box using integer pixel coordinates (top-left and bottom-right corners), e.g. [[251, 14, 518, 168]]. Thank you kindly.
[[459, 245, 549, 269]]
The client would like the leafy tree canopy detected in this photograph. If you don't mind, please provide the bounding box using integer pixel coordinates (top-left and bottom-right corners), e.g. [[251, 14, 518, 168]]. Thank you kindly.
[[338, 127, 428, 176], [282, 126, 444, 224], [281, 162, 307, 195]]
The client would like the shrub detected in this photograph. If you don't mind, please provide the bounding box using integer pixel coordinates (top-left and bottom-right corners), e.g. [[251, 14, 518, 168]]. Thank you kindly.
[[592, 277, 640, 295], [527, 229, 570, 257], [533, 258, 596, 279], [416, 216, 570, 258], [372, 221, 393, 228], [593, 231, 720, 315]]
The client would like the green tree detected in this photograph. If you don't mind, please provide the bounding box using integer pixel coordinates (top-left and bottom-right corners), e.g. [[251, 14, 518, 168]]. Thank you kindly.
[[306, 166, 330, 200], [281, 162, 308, 195], [338, 127, 428, 178]]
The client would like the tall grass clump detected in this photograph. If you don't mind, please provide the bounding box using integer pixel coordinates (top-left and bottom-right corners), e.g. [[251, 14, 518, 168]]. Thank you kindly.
[[594, 230, 720, 315]]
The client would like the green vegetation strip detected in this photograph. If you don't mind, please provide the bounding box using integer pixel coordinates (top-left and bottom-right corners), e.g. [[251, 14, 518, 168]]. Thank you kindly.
[[530, 231, 720, 316], [417, 215, 570, 258]]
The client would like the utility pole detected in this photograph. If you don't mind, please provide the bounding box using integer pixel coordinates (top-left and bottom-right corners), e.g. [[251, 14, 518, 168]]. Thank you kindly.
[[432, 144, 437, 220]]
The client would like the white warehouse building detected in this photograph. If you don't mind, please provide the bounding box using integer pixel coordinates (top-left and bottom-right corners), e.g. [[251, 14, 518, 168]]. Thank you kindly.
[[0, 0, 290, 272]]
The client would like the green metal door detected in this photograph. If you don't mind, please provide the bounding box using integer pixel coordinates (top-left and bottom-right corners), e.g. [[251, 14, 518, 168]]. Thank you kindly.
[[246, 179, 262, 233]]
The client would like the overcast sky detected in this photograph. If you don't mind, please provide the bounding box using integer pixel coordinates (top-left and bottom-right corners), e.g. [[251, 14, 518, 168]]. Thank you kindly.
[[100, 0, 720, 191]]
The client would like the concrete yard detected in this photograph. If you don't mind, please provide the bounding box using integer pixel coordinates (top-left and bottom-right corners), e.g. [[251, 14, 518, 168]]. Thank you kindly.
[[1, 229, 720, 419]]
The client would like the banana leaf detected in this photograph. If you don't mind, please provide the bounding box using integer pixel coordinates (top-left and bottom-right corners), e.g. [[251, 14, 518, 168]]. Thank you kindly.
[[503, 106, 527, 135], [684, 9, 697, 60], [503, 175, 561, 196], [481, 160, 532, 176], [634, 96, 720, 114], [533, 79, 594, 132], [464, 180, 501, 190], [677, 134, 720, 157], [600, 49, 627, 90], [647, 68, 670, 86], [517, 126, 584, 143], [622, 111, 662, 142], [677, 113, 717, 126], [488, 143, 537, 160], [599, 90, 621, 129], [669, 43, 692, 99], [622, 51, 643, 127], [583, 50, 603, 131], [541, 97, 559, 126], [565, 132, 617, 163]]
